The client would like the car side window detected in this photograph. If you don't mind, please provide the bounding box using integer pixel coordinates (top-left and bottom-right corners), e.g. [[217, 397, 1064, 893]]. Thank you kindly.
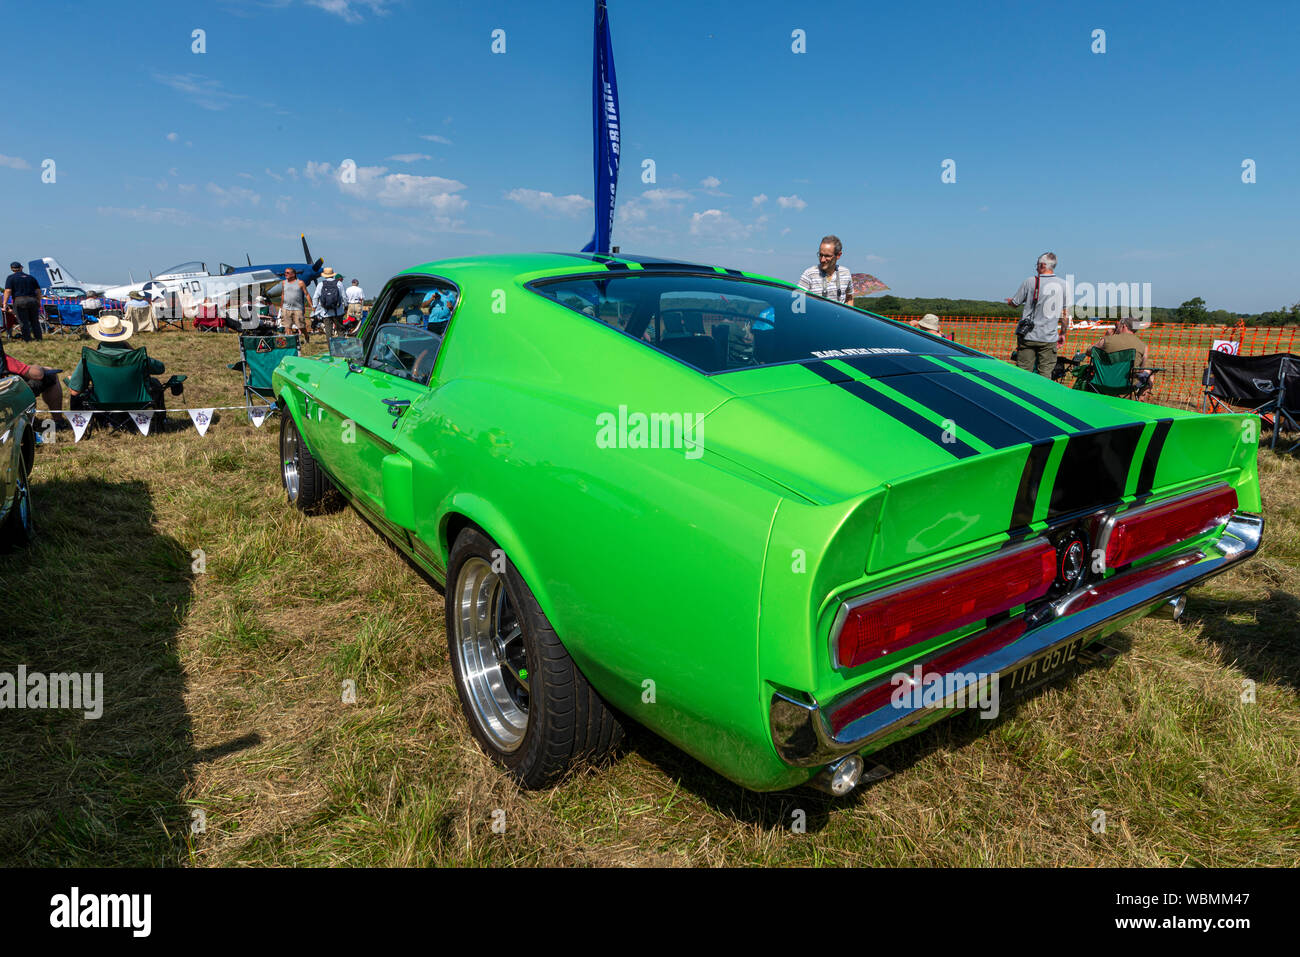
[[361, 280, 458, 386]]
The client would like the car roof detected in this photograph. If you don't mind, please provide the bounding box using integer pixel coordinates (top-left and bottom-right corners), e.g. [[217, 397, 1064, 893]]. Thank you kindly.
[[397, 252, 789, 288]]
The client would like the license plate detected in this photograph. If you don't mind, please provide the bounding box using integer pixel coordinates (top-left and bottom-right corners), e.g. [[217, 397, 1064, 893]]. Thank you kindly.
[[999, 637, 1086, 695]]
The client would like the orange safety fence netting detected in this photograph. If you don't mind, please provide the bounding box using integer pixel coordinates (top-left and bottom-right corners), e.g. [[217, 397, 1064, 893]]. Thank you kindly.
[[883, 317, 1300, 411]]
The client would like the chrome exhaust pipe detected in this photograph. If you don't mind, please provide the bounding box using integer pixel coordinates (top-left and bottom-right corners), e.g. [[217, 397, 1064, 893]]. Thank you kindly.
[[1152, 594, 1187, 621]]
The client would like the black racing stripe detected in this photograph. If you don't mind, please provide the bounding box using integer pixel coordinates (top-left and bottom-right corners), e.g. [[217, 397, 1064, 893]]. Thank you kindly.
[[880, 374, 1037, 449], [803, 360, 853, 384], [920, 370, 1073, 442], [836, 380, 979, 458], [1136, 419, 1173, 496], [722, 267, 744, 277], [1011, 440, 1055, 531], [1047, 424, 1145, 519], [841, 354, 939, 378], [946, 360, 1093, 431]]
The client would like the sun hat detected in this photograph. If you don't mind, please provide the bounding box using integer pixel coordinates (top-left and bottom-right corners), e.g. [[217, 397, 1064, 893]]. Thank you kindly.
[[128, 290, 146, 300], [321, 267, 336, 278], [917, 313, 941, 333], [90, 312, 135, 342]]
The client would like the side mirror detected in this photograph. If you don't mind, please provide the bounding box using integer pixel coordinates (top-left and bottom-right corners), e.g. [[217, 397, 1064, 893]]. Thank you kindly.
[[329, 337, 363, 360]]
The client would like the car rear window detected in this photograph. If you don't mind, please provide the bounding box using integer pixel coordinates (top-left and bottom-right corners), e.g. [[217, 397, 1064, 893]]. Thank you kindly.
[[530, 273, 968, 374]]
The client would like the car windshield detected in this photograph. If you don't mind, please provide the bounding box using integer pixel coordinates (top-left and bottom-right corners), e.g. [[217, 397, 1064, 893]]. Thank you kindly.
[[530, 273, 967, 374]]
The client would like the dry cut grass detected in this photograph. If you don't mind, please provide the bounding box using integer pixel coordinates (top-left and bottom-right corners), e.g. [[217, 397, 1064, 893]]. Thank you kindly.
[[0, 330, 1296, 866]]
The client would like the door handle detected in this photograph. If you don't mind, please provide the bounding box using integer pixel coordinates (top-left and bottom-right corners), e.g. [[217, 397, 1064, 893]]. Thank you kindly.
[[382, 397, 411, 428]]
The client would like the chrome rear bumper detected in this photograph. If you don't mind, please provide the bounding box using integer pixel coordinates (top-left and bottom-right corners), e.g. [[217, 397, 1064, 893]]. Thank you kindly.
[[770, 512, 1262, 768]]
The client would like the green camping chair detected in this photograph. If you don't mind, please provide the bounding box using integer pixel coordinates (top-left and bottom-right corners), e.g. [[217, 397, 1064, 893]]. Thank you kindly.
[[229, 334, 300, 421], [1071, 346, 1137, 398], [66, 345, 187, 433]]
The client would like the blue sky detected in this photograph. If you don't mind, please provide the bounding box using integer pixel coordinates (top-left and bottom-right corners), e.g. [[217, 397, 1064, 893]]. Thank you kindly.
[[1, 0, 1296, 311]]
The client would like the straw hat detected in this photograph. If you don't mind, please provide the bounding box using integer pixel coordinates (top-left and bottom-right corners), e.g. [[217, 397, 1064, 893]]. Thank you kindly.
[[321, 267, 336, 279], [89, 312, 135, 342]]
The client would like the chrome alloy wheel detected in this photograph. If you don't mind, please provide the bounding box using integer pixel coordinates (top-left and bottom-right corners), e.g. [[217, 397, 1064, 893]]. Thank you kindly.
[[281, 422, 301, 502], [454, 556, 530, 752]]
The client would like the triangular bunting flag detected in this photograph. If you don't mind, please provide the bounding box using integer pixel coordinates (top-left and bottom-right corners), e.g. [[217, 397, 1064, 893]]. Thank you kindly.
[[249, 407, 269, 428], [66, 410, 93, 443], [188, 408, 215, 437], [130, 410, 154, 436]]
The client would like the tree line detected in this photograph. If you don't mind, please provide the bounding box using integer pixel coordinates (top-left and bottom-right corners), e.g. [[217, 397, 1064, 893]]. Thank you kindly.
[[859, 295, 1299, 326]]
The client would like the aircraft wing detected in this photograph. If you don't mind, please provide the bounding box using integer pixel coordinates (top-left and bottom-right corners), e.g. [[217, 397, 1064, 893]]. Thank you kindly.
[[200, 270, 280, 301]]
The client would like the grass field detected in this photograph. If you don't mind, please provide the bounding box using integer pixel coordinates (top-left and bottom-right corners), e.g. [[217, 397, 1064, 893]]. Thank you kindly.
[[1, 329, 1297, 867]]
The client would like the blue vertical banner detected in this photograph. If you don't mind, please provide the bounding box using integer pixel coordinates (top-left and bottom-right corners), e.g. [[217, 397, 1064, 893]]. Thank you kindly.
[[582, 0, 620, 254]]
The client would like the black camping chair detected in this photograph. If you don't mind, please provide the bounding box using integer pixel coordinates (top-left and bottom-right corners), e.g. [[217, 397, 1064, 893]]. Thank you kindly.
[[1202, 351, 1300, 451]]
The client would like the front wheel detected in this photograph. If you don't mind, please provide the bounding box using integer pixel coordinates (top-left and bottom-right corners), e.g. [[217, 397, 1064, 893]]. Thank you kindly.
[[280, 413, 334, 511], [446, 527, 624, 788]]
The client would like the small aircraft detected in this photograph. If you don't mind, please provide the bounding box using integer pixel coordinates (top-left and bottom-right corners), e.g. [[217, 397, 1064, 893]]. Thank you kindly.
[[29, 257, 279, 311], [217, 234, 325, 299]]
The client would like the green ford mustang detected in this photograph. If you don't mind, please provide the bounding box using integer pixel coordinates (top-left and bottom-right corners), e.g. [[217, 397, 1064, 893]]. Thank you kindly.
[[272, 253, 1263, 794]]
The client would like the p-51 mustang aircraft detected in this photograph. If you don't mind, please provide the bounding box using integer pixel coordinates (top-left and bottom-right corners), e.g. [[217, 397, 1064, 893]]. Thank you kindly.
[[29, 257, 279, 311]]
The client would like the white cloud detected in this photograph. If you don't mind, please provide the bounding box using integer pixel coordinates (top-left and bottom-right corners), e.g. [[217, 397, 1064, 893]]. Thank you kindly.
[[641, 187, 691, 207], [237, 172, 255, 179], [265, 168, 283, 182], [0, 154, 31, 170], [97, 205, 194, 226], [777, 195, 807, 210], [168, 167, 179, 177], [751, 193, 768, 207], [617, 199, 647, 224], [275, 196, 292, 214], [165, 132, 179, 143], [388, 153, 432, 163], [307, 0, 393, 23], [151, 73, 245, 111], [307, 160, 469, 217], [689, 209, 754, 242], [420, 134, 454, 145], [177, 183, 197, 193], [207, 183, 261, 206], [699, 176, 721, 189], [505, 188, 593, 217]]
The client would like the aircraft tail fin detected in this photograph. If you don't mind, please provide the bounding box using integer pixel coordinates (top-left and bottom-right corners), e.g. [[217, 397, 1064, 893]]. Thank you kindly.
[[28, 257, 79, 289]]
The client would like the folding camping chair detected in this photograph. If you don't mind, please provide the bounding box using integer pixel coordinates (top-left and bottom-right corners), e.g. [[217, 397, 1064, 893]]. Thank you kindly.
[[65, 345, 187, 434], [1202, 351, 1300, 451], [1070, 346, 1138, 397], [55, 302, 89, 337], [228, 334, 299, 422]]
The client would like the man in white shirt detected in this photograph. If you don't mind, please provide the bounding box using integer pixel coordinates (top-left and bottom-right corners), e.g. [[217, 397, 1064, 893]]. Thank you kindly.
[[797, 235, 855, 307], [344, 279, 365, 326]]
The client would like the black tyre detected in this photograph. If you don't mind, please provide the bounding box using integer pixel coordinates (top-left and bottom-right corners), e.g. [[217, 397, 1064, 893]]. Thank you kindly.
[[280, 412, 333, 511], [447, 527, 624, 788], [0, 436, 35, 551]]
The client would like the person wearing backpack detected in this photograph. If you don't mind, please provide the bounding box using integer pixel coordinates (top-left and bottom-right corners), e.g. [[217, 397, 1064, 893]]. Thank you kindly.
[[315, 267, 347, 339]]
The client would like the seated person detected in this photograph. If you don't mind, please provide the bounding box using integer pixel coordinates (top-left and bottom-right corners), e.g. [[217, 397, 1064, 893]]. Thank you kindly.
[[1094, 315, 1151, 393], [124, 290, 157, 333], [424, 291, 451, 325], [0, 339, 62, 413], [67, 313, 181, 410]]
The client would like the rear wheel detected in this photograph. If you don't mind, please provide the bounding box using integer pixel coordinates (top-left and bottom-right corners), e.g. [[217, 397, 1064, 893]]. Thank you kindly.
[[280, 413, 333, 511], [0, 450, 35, 551], [447, 527, 623, 788]]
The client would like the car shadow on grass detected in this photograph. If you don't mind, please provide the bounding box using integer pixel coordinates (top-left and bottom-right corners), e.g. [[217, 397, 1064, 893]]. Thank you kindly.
[[0, 476, 206, 865], [1182, 589, 1300, 691], [624, 634, 1135, 836]]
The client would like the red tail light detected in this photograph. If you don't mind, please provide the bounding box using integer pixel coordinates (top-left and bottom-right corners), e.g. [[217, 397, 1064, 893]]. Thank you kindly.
[[835, 543, 1056, 670], [1104, 485, 1238, 569]]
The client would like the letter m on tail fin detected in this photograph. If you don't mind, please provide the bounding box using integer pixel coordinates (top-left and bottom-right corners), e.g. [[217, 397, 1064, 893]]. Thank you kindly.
[[29, 257, 78, 288]]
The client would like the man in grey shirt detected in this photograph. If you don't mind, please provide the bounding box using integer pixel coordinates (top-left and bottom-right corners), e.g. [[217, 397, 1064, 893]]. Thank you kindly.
[[1007, 252, 1071, 377]]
